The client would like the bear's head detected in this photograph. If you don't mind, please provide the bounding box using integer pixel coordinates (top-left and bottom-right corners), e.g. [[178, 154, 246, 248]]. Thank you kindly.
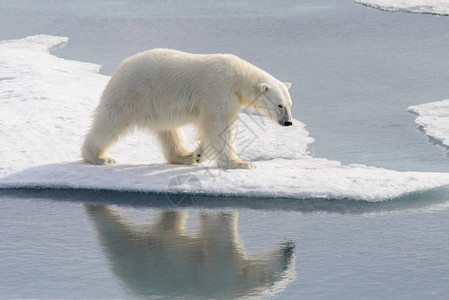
[[254, 81, 293, 127]]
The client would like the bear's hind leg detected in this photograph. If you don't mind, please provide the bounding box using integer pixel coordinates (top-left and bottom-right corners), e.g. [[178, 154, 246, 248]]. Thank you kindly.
[[156, 129, 195, 165], [82, 128, 119, 165], [82, 112, 131, 165]]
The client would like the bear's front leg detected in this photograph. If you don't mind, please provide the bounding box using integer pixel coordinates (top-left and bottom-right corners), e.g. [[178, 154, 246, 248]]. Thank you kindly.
[[202, 117, 255, 170]]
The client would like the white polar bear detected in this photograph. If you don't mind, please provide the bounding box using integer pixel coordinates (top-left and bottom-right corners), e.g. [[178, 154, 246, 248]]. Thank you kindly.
[[82, 49, 293, 169]]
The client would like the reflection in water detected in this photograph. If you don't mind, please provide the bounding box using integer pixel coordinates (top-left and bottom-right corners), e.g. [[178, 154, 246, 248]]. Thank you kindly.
[[86, 206, 296, 299]]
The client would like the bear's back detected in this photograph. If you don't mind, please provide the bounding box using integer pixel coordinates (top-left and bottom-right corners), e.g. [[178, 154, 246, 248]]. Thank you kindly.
[[100, 49, 247, 130], [110, 49, 245, 102], [120, 49, 237, 78]]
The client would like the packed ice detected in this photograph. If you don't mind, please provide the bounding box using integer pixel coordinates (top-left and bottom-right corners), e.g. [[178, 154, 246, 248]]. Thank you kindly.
[[1, 35, 449, 201]]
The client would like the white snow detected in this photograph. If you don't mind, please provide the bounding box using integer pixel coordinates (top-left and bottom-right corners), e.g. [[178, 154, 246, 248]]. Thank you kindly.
[[356, 0, 449, 15], [1, 35, 449, 201], [408, 99, 449, 149]]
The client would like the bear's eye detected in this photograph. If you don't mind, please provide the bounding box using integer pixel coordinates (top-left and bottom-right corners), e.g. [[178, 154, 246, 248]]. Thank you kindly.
[[278, 104, 283, 108]]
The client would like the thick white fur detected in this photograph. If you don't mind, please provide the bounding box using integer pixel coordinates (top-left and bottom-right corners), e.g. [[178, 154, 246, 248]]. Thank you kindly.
[[82, 49, 293, 169]]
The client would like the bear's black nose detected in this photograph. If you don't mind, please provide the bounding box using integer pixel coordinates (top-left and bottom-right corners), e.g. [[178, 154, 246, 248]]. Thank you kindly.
[[284, 121, 293, 126]]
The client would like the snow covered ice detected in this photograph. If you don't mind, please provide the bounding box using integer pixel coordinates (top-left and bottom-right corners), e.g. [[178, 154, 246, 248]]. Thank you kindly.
[[2, 35, 449, 201], [355, 0, 449, 15]]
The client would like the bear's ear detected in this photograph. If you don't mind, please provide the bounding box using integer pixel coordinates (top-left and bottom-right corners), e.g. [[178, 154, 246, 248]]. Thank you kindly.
[[258, 83, 269, 93], [284, 82, 292, 89]]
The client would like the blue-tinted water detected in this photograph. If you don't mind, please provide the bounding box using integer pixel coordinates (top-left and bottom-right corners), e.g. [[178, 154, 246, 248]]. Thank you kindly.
[[2, 0, 449, 298], [1, 189, 449, 299]]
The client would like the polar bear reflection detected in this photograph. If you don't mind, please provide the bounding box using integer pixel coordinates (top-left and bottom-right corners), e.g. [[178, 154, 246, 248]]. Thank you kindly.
[[86, 206, 296, 298]]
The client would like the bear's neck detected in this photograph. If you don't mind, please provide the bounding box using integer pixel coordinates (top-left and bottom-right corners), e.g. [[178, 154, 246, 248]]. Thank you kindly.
[[231, 57, 268, 108]]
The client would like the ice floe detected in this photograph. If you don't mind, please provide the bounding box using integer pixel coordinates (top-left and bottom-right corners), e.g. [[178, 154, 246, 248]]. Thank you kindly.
[[1, 35, 449, 201]]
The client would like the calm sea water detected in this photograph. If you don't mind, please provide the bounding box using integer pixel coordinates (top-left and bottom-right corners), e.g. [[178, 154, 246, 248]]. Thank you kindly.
[[1, 0, 449, 298], [1, 189, 449, 299]]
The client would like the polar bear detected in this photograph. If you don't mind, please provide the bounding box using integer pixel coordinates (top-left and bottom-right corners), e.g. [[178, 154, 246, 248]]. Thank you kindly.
[[82, 49, 293, 169]]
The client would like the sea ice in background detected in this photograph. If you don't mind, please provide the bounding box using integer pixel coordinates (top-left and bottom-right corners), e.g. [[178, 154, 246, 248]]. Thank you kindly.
[[355, 0, 449, 15], [2, 35, 449, 201], [408, 100, 449, 150]]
